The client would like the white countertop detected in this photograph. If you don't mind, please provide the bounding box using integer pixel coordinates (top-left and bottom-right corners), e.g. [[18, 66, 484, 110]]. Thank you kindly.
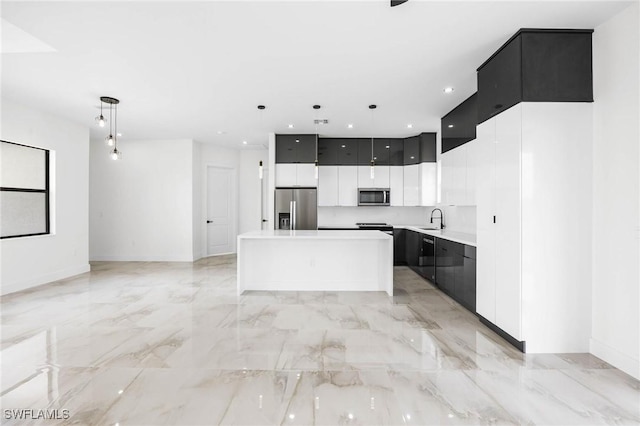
[[395, 225, 476, 246], [238, 230, 392, 240]]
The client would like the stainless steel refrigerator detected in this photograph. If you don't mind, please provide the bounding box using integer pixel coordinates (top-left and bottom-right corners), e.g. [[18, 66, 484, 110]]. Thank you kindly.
[[274, 188, 317, 230]]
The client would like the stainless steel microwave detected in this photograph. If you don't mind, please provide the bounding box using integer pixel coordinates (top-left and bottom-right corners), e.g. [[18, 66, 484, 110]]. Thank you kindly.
[[358, 188, 390, 206]]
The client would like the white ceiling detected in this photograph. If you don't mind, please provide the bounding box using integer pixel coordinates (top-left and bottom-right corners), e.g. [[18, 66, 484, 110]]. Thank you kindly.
[[1, 1, 633, 149]]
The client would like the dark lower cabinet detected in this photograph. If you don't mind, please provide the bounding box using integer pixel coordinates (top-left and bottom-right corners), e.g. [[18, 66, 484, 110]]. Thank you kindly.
[[394, 229, 406, 266], [398, 230, 476, 315], [459, 250, 476, 312], [406, 230, 421, 272], [435, 238, 476, 314], [435, 239, 458, 296]]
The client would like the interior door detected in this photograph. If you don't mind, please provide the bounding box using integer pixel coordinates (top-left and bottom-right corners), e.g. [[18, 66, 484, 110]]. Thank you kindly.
[[207, 166, 234, 256]]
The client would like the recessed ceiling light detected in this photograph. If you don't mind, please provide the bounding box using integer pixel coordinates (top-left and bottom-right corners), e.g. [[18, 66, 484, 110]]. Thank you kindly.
[[407, 124, 413, 129], [242, 140, 247, 145], [448, 124, 454, 128], [444, 87, 454, 94], [347, 124, 353, 129], [288, 124, 294, 129]]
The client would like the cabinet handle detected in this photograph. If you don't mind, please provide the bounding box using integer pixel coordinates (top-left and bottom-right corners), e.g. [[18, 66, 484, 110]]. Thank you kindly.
[[494, 104, 503, 109], [493, 215, 496, 224]]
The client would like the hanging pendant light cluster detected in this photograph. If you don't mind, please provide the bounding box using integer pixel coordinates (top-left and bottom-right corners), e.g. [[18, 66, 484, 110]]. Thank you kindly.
[[96, 96, 121, 160]]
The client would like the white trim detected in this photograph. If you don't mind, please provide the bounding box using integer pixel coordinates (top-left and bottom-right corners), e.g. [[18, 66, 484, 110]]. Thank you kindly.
[[202, 164, 238, 257], [590, 338, 640, 380], [90, 255, 194, 262], [0, 263, 90, 296]]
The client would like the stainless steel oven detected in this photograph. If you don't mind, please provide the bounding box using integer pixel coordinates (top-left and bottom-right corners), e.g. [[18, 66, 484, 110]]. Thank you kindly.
[[358, 188, 390, 206]]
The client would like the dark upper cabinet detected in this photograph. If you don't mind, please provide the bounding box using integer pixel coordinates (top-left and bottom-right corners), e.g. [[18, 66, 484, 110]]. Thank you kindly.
[[441, 94, 478, 153], [317, 138, 339, 165], [403, 136, 420, 165], [388, 139, 404, 166], [357, 138, 393, 166], [477, 29, 593, 124], [336, 138, 362, 165], [419, 133, 437, 162], [275, 134, 317, 163]]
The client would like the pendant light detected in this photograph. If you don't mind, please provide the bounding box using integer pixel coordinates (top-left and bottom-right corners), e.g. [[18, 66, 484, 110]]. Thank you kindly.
[[105, 101, 114, 146], [95, 101, 106, 127], [98, 96, 121, 160], [257, 105, 266, 178], [369, 104, 377, 179], [313, 104, 321, 180]]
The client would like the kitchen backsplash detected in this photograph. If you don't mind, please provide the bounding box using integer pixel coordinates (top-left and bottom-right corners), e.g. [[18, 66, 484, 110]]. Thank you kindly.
[[318, 207, 431, 226], [318, 205, 477, 235], [442, 205, 477, 234]]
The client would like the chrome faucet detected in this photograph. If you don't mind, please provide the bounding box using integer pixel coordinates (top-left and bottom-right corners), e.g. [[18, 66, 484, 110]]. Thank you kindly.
[[430, 208, 445, 230]]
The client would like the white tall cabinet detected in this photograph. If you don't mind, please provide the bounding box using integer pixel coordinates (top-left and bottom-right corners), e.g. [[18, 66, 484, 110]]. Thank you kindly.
[[475, 102, 593, 353]]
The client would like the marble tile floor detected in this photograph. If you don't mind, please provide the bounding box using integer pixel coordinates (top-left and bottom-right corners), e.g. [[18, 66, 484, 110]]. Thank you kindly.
[[1, 255, 638, 425]]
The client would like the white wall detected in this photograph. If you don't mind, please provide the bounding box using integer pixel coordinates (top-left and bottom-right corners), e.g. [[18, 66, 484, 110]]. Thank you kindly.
[[89, 139, 194, 261], [238, 149, 268, 235], [1, 99, 90, 295], [591, 2, 640, 379]]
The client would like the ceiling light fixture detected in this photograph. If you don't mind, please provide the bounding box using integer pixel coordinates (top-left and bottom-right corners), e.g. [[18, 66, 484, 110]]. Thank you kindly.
[[288, 124, 294, 129], [407, 124, 413, 129], [98, 96, 121, 160], [243, 140, 248, 145], [369, 104, 377, 180], [444, 87, 454, 94], [259, 160, 263, 180], [347, 124, 353, 129]]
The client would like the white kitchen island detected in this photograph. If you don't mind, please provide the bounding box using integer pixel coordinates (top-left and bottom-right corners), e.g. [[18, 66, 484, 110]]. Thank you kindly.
[[237, 230, 393, 296]]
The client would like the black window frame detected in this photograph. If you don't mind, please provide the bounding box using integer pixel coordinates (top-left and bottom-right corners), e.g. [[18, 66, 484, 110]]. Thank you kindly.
[[0, 140, 50, 239]]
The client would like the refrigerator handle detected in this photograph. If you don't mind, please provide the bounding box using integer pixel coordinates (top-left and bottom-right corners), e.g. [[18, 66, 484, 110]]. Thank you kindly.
[[291, 200, 296, 230]]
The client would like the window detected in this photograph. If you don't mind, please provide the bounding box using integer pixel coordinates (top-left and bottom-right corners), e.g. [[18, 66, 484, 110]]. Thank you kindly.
[[0, 140, 50, 239]]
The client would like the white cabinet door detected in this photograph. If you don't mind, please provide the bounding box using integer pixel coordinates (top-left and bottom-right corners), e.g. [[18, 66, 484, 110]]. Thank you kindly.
[[389, 166, 404, 206], [465, 139, 479, 205], [338, 166, 358, 206], [452, 145, 467, 205], [419, 163, 437, 206], [296, 164, 317, 187], [440, 151, 454, 205], [373, 166, 390, 188], [403, 164, 420, 206], [275, 164, 297, 187], [494, 104, 522, 340], [475, 119, 497, 323], [318, 166, 338, 206], [357, 165, 373, 188]]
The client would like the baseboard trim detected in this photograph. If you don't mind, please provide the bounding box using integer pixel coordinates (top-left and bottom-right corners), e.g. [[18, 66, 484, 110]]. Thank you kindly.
[[590, 338, 640, 380], [1, 263, 91, 296], [478, 314, 526, 353], [90, 254, 194, 262]]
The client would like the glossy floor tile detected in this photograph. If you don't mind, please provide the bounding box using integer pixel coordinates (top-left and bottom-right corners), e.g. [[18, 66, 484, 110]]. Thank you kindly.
[[1, 256, 638, 425]]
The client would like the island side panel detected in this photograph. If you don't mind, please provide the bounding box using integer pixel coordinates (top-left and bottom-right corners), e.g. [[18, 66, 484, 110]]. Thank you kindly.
[[237, 235, 393, 294]]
